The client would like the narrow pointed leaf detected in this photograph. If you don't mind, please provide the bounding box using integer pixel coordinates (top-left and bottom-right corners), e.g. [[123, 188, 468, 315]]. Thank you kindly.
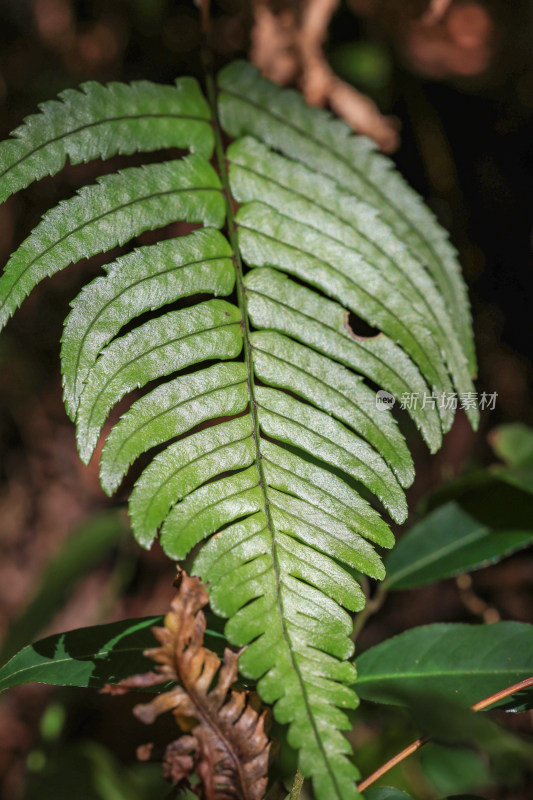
[[355, 622, 533, 710], [384, 501, 533, 589]]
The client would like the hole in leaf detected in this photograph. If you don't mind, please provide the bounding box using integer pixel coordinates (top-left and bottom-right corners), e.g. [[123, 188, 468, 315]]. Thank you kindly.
[[345, 310, 381, 340]]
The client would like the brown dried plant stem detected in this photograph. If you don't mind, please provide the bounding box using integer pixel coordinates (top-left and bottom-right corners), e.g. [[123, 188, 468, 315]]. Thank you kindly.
[[357, 676, 533, 792], [200, 0, 211, 36]]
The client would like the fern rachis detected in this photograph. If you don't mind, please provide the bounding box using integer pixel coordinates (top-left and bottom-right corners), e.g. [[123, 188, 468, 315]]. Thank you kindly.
[[0, 61, 477, 800]]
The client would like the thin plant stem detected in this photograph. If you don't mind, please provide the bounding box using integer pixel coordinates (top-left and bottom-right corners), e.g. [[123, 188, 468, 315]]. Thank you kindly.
[[357, 675, 533, 792], [351, 585, 387, 642], [471, 676, 533, 711], [289, 769, 305, 799], [358, 735, 429, 792], [200, 0, 210, 36]]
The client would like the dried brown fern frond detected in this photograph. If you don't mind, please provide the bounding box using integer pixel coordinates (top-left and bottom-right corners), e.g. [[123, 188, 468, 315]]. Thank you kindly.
[[120, 571, 270, 800]]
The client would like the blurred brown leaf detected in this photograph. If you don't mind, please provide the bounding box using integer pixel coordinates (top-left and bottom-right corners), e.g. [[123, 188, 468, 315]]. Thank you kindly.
[[250, 0, 399, 151], [420, 0, 453, 24]]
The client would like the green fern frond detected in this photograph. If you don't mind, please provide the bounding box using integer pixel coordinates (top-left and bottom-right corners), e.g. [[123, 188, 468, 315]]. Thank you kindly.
[[130, 416, 256, 548], [228, 136, 477, 430], [250, 330, 414, 487], [244, 266, 443, 452], [0, 61, 479, 800]]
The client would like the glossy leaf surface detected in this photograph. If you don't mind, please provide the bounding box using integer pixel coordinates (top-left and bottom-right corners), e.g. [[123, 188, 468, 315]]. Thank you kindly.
[[384, 501, 533, 589], [355, 622, 533, 710], [0, 617, 163, 691]]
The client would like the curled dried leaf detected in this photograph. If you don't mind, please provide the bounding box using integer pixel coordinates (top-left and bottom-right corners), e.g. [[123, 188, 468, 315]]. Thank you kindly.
[[126, 570, 270, 800], [250, 0, 399, 151]]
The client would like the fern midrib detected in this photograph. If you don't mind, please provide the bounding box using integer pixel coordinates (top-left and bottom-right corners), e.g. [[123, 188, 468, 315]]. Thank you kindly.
[[206, 72, 345, 798], [0, 112, 209, 179]]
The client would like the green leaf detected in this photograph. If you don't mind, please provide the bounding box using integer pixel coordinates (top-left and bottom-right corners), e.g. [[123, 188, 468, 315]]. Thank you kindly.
[[0, 617, 161, 691], [0, 510, 128, 665], [363, 790, 414, 800], [384, 501, 533, 589], [489, 423, 533, 467], [355, 622, 533, 710], [0, 617, 226, 693]]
